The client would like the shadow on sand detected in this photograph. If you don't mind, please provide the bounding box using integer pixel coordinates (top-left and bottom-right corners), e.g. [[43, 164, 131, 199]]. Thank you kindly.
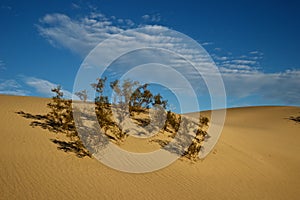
[[16, 111, 92, 158]]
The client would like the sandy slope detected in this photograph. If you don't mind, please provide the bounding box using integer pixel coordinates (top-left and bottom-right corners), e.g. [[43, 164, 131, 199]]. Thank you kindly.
[[0, 94, 300, 200]]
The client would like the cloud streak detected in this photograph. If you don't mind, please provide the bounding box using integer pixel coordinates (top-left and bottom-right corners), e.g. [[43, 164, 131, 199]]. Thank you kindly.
[[36, 11, 300, 107], [142, 14, 161, 22], [24, 77, 72, 98], [0, 79, 29, 96], [37, 12, 134, 56], [0, 77, 72, 98]]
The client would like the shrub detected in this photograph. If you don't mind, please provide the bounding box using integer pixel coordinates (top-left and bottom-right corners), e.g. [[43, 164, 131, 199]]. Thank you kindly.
[[184, 114, 210, 160], [47, 86, 91, 157], [45, 78, 210, 161]]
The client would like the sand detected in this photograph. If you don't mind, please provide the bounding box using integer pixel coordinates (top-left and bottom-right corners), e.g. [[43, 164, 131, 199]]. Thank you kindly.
[[0, 94, 300, 199]]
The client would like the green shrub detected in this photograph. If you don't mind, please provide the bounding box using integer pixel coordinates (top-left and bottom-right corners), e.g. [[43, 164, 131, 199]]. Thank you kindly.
[[45, 78, 210, 161]]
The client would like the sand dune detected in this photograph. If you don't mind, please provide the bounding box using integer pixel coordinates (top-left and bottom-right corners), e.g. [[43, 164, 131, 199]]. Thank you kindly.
[[0, 94, 300, 199]]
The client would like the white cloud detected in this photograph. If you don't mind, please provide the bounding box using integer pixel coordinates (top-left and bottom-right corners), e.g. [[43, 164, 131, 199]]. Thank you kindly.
[[0, 76, 73, 98], [208, 45, 300, 105], [36, 12, 136, 56], [230, 59, 257, 65], [142, 14, 150, 20], [0, 79, 29, 96], [249, 51, 263, 56], [37, 11, 300, 107], [221, 68, 300, 104], [24, 77, 72, 98], [125, 19, 135, 26], [201, 42, 214, 46], [213, 51, 261, 73], [0, 79, 20, 89], [212, 55, 229, 61], [142, 14, 161, 22]]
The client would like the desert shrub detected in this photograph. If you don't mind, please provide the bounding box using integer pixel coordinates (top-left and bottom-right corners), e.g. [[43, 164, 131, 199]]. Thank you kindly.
[[47, 86, 91, 157], [130, 83, 152, 113], [151, 109, 210, 161], [47, 86, 75, 137], [44, 78, 210, 161], [153, 93, 168, 109], [184, 114, 210, 160], [109, 79, 169, 129], [90, 78, 125, 141], [164, 111, 181, 133]]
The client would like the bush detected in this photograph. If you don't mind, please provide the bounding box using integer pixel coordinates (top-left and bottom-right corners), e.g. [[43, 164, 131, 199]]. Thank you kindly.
[[43, 78, 210, 161], [184, 115, 210, 160], [47, 86, 91, 157]]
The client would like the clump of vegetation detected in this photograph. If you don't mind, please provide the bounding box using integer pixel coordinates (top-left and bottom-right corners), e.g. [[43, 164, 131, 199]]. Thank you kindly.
[[289, 114, 300, 123], [153, 110, 210, 161], [91, 77, 124, 141], [184, 114, 210, 160], [18, 77, 210, 161], [47, 86, 91, 157], [164, 111, 181, 133]]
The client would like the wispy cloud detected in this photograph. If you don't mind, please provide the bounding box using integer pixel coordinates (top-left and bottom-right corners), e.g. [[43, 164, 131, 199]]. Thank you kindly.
[[212, 50, 262, 74], [249, 51, 264, 56], [0, 76, 72, 98], [211, 49, 300, 105], [0, 79, 29, 96], [222, 69, 300, 105], [201, 42, 214, 46], [71, 3, 80, 9], [24, 77, 72, 98], [37, 12, 216, 95], [142, 13, 161, 22], [37, 12, 135, 56], [36, 11, 300, 107]]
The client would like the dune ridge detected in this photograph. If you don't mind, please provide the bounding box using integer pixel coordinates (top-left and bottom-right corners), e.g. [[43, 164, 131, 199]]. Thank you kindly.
[[1, 94, 300, 199]]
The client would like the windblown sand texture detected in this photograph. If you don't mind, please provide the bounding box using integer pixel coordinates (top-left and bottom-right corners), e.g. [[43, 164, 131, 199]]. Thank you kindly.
[[1, 95, 300, 199]]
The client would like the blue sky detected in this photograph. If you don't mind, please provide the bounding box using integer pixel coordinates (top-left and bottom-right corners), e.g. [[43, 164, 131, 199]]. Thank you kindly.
[[0, 0, 299, 111]]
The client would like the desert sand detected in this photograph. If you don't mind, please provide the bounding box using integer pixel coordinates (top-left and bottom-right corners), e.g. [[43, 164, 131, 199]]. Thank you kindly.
[[0, 94, 300, 199]]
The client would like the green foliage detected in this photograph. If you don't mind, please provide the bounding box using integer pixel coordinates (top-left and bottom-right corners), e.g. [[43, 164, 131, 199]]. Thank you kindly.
[[47, 86, 74, 135], [164, 111, 181, 133], [130, 83, 152, 111], [129, 84, 168, 115], [91, 77, 109, 104], [153, 93, 168, 109], [184, 114, 210, 161], [91, 78, 126, 141], [31, 78, 210, 161], [46, 85, 91, 157]]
